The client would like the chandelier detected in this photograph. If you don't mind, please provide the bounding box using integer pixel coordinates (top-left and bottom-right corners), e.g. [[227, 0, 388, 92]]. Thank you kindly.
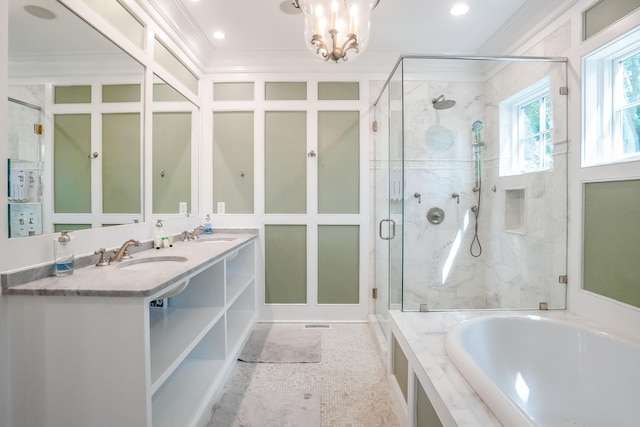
[[292, 0, 380, 63]]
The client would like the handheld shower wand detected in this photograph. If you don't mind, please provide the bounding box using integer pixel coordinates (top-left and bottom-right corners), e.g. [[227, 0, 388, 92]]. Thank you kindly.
[[472, 120, 484, 147], [470, 120, 484, 257]]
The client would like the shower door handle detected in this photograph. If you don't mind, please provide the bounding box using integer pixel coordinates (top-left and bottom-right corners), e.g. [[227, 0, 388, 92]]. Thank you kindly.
[[379, 219, 396, 240]]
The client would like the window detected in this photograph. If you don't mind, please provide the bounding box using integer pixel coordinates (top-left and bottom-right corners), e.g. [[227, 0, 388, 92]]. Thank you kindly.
[[583, 27, 640, 166], [614, 51, 640, 157], [499, 77, 553, 176]]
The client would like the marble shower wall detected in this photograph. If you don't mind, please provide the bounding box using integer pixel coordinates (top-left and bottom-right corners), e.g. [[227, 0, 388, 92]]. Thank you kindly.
[[8, 85, 44, 162], [392, 61, 567, 311], [482, 60, 568, 309], [401, 79, 488, 310]]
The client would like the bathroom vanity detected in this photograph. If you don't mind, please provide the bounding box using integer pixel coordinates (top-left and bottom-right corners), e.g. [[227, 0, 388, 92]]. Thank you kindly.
[[3, 233, 257, 427]]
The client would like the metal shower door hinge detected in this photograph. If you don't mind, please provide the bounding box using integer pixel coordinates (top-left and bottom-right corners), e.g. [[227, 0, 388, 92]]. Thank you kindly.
[[34, 124, 43, 135], [559, 275, 568, 284], [372, 120, 378, 132], [372, 288, 378, 299], [559, 87, 568, 95]]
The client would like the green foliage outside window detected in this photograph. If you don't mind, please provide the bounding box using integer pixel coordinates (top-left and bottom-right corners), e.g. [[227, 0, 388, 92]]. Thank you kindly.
[[619, 52, 640, 154], [519, 95, 552, 172]]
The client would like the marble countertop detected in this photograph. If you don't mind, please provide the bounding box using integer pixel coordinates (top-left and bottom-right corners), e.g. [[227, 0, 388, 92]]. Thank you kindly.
[[388, 310, 588, 427], [2, 233, 257, 298]]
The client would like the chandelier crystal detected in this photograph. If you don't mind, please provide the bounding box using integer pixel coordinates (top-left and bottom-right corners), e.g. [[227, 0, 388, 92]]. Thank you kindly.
[[293, 0, 380, 63]]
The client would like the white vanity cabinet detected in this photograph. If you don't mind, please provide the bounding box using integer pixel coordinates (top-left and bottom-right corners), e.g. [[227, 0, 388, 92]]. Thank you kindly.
[[6, 237, 257, 427], [150, 241, 256, 427]]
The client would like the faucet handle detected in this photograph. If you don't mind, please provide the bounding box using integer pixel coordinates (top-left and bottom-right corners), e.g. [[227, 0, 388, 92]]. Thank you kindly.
[[94, 248, 109, 266]]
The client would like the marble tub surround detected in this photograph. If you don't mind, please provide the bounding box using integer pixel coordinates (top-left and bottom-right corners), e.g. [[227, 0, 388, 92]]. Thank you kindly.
[[388, 310, 598, 427], [1, 231, 257, 297]]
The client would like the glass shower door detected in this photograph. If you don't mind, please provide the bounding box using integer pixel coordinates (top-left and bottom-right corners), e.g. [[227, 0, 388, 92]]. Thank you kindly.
[[373, 62, 404, 336]]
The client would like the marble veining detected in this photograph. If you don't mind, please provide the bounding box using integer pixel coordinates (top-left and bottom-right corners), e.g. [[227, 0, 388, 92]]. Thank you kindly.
[[1, 231, 257, 297]]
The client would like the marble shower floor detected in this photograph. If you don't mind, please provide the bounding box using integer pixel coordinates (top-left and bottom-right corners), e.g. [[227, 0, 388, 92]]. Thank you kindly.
[[207, 323, 401, 427]]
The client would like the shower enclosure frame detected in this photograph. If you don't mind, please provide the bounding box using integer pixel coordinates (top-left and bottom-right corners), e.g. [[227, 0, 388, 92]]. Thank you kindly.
[[372, 54, 569, 338]]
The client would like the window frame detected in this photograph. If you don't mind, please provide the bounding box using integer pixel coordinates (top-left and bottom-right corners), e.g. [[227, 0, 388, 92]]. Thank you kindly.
[[499, 77, 553, 176], [582, 27, 640, 167]]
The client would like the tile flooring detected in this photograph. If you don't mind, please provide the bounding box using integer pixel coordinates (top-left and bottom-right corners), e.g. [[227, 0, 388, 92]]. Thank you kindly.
[[209, 322, 401, 427]]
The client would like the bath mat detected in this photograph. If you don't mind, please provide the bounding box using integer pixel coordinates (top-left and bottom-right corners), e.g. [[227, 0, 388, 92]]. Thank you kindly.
[[208, 391, 321, 427], [238, 326, 322, 363]]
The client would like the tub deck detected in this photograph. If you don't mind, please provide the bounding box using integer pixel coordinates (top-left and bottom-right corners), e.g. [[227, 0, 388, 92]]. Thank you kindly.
[[387, 310, 617, 426]]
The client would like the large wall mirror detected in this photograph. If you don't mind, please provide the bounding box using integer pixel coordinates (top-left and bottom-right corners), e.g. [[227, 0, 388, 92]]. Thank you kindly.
[[8, 0, 145, 238], [152, 74, 197, 216]]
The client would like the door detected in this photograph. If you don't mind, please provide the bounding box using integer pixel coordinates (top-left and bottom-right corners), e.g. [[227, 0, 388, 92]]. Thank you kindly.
[[373, 66, 405, 336]]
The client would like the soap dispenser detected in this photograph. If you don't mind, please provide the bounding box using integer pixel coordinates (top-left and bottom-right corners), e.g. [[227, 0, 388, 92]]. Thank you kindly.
[[154, 220, 164, 249], [54, 231, 74, 276], [204, 214, 213, 234]]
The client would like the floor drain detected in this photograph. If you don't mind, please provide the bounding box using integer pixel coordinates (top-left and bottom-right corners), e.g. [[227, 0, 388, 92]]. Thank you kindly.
[[304, 324, 331, 329]]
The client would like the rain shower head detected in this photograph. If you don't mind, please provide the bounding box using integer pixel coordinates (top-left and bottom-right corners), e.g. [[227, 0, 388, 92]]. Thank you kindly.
[[432, 95, 456, 110]]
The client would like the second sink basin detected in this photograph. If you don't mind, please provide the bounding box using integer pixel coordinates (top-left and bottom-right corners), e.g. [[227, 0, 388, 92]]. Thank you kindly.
[[118, 255, 189, 271]]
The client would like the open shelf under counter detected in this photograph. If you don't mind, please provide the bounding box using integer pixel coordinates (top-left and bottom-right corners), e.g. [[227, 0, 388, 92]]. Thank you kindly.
[[226, 281, 257, 357], [152, 358, 226, 427], [225, 242, 256, 304], [149, 305, 225, 392]]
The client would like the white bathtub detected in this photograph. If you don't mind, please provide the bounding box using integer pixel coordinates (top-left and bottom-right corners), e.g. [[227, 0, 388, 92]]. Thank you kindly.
[[445, 314, 640, 426]]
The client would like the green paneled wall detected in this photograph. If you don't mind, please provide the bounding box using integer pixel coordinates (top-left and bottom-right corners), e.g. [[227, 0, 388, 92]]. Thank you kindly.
[[54, 86, 91, 104], [213, 112, 254, 213], [54, 224, 91, 232], [265, 82, 307, 100], [54, 114, 91, 213], [583, 0, 640, 39], [265, 225, 307, 304], [583, 180, 640, 308], [153, 82, 188, 102], [317, 82, 359, 100], [213, 82, 254, 101], [152, 112, 191, 214], [318, 111, 360, 214], [102, 113, 141, 214], [317, 225, 359, 304], [265, 111, 307, 214], [102, 84, 141, 103], [392, 336, 409, 402], [416, 378, 444, 427]]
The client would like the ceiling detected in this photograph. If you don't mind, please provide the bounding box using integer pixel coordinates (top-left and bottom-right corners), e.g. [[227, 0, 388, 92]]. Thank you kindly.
[[138, 0, 575, 74]]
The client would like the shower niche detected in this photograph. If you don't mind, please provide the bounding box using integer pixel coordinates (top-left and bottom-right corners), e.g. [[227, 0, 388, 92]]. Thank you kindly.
[[504, 188, 525, 234], [373, 55, 568, 318]]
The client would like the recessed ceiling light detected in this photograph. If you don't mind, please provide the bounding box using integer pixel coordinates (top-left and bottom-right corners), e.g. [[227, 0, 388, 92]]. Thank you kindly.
[[213, 31, 226, 40], [279, 0, 301, 15], [450, 4, 469, 16], [24, 5, 56, 20]]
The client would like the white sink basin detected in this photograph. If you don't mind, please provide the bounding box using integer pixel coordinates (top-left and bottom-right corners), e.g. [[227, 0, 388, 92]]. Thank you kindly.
[[196, 235, 237, 243], [118, 256, 189, 271]]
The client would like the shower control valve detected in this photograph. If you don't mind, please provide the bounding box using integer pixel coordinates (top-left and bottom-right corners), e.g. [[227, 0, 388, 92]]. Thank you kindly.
[[427, 207, 445, 225]]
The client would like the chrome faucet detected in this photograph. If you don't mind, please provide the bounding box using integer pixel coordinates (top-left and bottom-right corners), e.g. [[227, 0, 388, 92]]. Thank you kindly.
[[109, 239, 141, 263], [184, 226, 205, 241]]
